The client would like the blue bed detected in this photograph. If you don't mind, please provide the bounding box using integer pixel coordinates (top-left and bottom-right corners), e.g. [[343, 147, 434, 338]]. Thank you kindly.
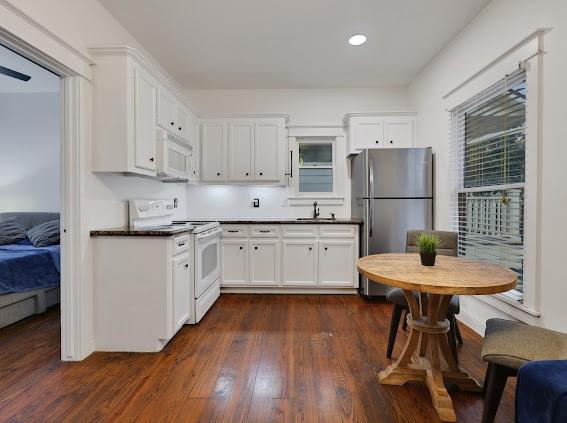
[[0, 240, 60, 294], [0, 212, 61, 328]]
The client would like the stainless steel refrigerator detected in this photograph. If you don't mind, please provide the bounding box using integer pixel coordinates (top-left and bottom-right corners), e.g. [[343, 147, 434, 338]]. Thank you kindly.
[[351, 148, 433, 296]]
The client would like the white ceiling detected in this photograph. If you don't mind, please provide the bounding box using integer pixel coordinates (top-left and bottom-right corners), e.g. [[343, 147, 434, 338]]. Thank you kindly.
[[0, 45, 60, 93], [98, 0, 491, 90]]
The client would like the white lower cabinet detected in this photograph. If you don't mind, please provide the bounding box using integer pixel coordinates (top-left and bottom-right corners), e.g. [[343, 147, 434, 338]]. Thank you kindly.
[[318, 240, 356, 287], [220, 239, 249, 286], [250, 240, 279, 286], [220, 224, 359, 290], [172, 254, 191, 332], [281, 240, 318, 286]]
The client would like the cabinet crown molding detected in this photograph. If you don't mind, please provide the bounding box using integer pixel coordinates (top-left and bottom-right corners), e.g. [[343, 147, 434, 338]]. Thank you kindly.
[[343, 111, 417, 123], [87, 45, 193, 112], [199, 113, 289, 123]]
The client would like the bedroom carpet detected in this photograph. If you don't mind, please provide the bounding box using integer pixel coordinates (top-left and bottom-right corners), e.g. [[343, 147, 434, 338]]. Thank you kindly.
[[0, 295, 516, 422]]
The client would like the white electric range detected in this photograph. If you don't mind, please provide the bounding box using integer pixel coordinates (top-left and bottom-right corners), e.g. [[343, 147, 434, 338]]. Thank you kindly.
[[129, 199, 222, 324]]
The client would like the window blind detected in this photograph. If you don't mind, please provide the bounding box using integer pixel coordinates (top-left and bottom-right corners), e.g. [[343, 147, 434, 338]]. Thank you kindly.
[[449, 68, 527, 301]]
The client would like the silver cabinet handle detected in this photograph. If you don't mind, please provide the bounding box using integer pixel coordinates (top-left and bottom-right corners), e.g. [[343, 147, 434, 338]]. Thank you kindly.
[[369, 153, 374, 238]]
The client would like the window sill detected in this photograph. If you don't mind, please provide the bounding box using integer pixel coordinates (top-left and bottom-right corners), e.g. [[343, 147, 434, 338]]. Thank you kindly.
[[288, 197, 345, 206], [472, 292, 541, 324]]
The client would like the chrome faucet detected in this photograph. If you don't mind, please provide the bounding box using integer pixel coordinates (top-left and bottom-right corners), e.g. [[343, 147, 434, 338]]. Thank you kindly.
[[312, 201, 320, 219]]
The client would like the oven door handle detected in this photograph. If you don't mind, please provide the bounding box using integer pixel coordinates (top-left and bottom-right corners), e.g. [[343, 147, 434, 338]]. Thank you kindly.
[[195, 227, 222, 240]]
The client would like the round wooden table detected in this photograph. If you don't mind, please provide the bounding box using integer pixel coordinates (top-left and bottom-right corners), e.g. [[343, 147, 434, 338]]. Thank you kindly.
[[357, 253, 517, 422]]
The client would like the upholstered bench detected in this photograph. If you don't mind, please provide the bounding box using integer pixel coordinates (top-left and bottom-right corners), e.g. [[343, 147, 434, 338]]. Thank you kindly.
[[481, 318, 567, 423]]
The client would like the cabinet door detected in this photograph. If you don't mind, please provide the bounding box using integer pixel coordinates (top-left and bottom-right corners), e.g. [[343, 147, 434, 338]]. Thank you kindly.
[[384, 118, 414, 148], [133, 65, 157, 171], [201, 122, 226, 181], [318, 240, 355, 287], [250, 240, 279, 286], [254, 121, 280, 181], [221, 239, 249, 286], [172, 254, 190, 333], [227, 121, 254, 181], [281, 240, 318, 286], [176, 105, 191, 141], [352, 117, 384, 149], [157, 88, 177, 133]]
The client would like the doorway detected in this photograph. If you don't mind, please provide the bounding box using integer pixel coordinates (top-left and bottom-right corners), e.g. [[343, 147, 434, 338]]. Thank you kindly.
[[0, 43, 62, 345]]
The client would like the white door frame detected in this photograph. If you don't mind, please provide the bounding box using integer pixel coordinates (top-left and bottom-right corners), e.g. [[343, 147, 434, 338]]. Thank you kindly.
[[1, 1, 94, 360]]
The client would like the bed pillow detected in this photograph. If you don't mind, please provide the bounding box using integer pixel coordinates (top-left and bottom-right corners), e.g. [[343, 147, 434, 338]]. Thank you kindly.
[[26, 220, 60, 247], [0, 217, 27, 245]]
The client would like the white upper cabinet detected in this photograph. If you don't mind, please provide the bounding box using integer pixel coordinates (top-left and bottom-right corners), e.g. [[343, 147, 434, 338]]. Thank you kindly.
[[228, 121, 254, 181], [345, 113, 416, 155], [383, 117, 414, 148], [157, 88, 191, 143], [254, 120, 283, 182], [200, 116, 287, 185], [352, 117, 384, 149], [133, 65, 158, 172], [201, 121, 226, 181], [157, 88, 177, 133], [89, 47, 195, 178], [176, 105, 191, 141]]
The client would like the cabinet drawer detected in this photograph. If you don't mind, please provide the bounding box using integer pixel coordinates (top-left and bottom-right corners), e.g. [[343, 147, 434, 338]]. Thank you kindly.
[[319, 225, 356, 238], [172, 235, 189, 255], [221, 225, 249, 238], [282, 225, 317, 238], [250, 225, 280, 238]]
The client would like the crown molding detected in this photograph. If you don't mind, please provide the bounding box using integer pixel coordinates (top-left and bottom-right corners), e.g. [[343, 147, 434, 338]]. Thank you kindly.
[[0, 0, 93, 78]]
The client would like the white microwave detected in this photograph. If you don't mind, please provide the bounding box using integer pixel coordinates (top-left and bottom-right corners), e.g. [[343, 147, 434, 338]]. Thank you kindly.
[[156, 129, 192, 181]]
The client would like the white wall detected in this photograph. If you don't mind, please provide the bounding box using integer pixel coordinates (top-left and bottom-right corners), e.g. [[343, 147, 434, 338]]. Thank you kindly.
[[0, 92, 60, 213], [3, 0, 190, 358], [186, 87, 410, 218], [409, 0, 567, 333]]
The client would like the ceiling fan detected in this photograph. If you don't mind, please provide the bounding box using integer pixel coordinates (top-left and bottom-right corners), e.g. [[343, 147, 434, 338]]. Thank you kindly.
[[0, 65, 31, 81]]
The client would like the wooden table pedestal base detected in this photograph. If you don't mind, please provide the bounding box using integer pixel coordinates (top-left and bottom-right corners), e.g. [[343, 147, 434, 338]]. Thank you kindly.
[[378, 290, 482, 422]]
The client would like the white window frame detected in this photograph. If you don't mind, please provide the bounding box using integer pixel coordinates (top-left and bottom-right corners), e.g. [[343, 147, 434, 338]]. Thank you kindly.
[[445, 33, 545, 318], [288, 135, 345, 205]]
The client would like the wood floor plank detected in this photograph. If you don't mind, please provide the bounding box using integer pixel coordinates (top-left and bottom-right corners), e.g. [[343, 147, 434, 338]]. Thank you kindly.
[[0, 295, 517, 423]]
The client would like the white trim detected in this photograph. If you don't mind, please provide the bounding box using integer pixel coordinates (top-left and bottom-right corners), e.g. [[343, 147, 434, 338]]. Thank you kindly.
[[88, 46, 195, 113], [443, 28, 551, 99], [456, 309, 487, 336], [288, 126, 345, 138], [221, 287, 357, 295], [0, 0, 93, 78], [343, 111, 417, 123], [198, 112, 289, 122], [0, 5, 91, 360]]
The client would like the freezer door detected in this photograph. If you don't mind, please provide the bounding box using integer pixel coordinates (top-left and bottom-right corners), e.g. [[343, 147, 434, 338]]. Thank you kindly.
[[369, 198, 433, 254], [368, 148, 432, 198]]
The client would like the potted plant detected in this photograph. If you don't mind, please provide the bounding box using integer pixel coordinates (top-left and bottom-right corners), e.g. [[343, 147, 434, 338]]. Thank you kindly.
[[416, 233, 441, 266]]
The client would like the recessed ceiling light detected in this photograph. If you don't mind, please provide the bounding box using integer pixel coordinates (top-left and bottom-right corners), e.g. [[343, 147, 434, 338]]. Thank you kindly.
[[348, 34, 367, 46]]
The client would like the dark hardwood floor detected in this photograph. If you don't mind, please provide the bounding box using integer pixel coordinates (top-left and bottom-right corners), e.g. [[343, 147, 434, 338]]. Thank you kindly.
[[0, 295, 515, 422]]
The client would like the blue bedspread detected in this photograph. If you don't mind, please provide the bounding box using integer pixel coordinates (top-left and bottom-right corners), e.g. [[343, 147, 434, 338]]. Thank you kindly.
[[0, 241, 60, 294]]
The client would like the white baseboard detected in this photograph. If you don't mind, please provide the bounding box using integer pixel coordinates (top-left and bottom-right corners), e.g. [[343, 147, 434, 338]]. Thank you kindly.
[[221, 287, 358, 295], [456, 309, 486, 336]]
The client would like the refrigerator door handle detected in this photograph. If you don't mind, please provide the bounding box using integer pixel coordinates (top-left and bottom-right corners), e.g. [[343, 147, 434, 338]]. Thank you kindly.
[[369, 157, 374, 238]]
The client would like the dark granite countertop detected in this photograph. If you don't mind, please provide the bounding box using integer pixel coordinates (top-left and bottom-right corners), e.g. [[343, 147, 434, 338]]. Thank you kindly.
[[90, 226, 192, 237], [213, 218, 362, 225]]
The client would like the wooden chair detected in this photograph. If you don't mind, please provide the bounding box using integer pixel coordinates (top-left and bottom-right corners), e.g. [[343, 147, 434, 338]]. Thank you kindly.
[[481, 318, 567, 423], [385, 230, 463, 361]]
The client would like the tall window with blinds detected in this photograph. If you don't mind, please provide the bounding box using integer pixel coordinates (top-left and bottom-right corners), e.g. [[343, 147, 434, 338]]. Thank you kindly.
[[450, 68, 526, 302]]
